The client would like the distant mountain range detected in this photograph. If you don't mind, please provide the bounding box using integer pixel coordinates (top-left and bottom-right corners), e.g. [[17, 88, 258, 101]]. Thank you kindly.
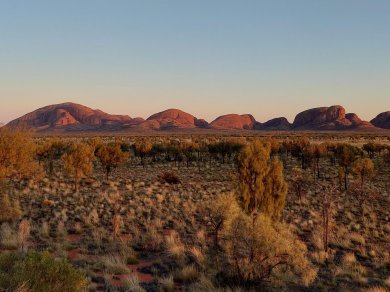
[[5, 102, 390, 132]]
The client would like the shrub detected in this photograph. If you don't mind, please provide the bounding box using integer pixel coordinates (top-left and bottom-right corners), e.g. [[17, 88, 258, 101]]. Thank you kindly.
[[0, 251, 87, 292], [202, 192, 240, 247], [159, 172, 181, 185], [220, 212, 317, 287]]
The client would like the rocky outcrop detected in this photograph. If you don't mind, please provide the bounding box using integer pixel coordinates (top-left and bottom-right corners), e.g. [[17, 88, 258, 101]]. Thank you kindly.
[[292, 105, 374, 130], [370, 112, 390, 129], [6, 102, 384, 132], [209, 114, 256, 130], [144, 109, 206, 130], [7, 102, 133, 131], [256, 117, 291, 131]]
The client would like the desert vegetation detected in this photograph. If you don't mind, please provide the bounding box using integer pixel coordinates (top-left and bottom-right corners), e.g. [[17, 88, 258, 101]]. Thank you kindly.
[[0, 128, 389, 291]]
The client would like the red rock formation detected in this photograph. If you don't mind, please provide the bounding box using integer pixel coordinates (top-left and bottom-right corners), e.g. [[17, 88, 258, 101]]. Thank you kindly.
[[292, 105, 374, 130], [256, 117, 291, 131], [144, 109, 207, 130], [7, 102, 133, 131], [371, 112, 390, 129], [6, 102, 381, 132], [209, 114, 256, 130]]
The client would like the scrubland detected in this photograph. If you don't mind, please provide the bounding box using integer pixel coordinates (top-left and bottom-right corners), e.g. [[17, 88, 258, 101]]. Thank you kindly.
[[0, 129, 389, 291]]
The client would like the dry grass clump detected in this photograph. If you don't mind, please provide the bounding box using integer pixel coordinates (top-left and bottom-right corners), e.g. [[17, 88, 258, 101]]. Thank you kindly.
[[101, 254, 130, 275], [165, 231, 186, 261], [174, 264, 199, 284], [18, 219, 31, 252], [348, 232, 366, 246], [335, 252, 367, 284], [0, 223, 18, 250], [364, 287, 389, 292], [159, 274, 175, 291], [188, 246, 205, 267], [188, 275, 221, 292], [123, 274, 146, 292]]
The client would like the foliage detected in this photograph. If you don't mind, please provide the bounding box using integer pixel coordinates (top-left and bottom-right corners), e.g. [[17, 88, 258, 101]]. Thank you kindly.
[[220, 212, 317, 287], [0, 251, 88, 292], [95, 142, 129, 180], [202, 192, 240, 247], [0, 128, 43, 182], [0, 193, 22, 223], [335, 144, 361, 190], [236, 140, 288, 220], [62, 142, 95, 191]]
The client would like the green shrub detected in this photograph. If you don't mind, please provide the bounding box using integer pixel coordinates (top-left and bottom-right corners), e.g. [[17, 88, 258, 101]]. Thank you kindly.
[[0, 251, 87, 292]]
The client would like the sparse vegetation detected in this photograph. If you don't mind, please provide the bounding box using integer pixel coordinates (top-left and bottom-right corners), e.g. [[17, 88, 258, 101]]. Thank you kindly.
[[0, 133, 388, 291]]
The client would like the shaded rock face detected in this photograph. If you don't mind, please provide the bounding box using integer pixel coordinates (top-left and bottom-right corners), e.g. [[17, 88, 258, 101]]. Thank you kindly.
[[371, 112, 390, 129], [326, 105, 346, 122], [7, 102, 133, 131], [292, 105, 374, 130], [256, 117, 291, 131], [209, 114, 256, 130]]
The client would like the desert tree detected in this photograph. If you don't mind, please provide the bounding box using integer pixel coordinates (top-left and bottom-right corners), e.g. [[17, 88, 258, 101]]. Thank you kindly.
[[62, 143, 95, 192], [352, 158, 375, 194], [290, 168, 308, 201], [362, 143, 386, 159], [291, 137, 310, 169], [0, 128, 43, 186], [95, 142, 129, 180], [86, 137, 104, 154], [134, 139, 152, 167], [35, 139, 69, 175], [312, 143, 327, 179], [180, 141, 196, 167], [236, 140, 288, 222], [335, 144, 361, 190]]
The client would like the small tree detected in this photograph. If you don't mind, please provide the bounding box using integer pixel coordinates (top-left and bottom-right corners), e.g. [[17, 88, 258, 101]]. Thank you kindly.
[[290, 168, 307, 201], [335, 144, 361, 190], [312, 143, 327, 179], [95, 143, 129, 181], [236, 140, 288, 222], [352, 158, 375, 194], [202, 192, 240, 248], [0, 128, 43, 185], [62, 143, 95, 192], [134, 139, 152, 167]]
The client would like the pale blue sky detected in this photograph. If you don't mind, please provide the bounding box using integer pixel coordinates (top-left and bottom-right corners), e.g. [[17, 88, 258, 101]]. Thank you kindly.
[[1, 0, 389, 123]]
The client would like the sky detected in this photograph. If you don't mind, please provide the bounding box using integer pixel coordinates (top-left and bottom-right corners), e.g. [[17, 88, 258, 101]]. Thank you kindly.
[[1, 0, 390, 124]]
